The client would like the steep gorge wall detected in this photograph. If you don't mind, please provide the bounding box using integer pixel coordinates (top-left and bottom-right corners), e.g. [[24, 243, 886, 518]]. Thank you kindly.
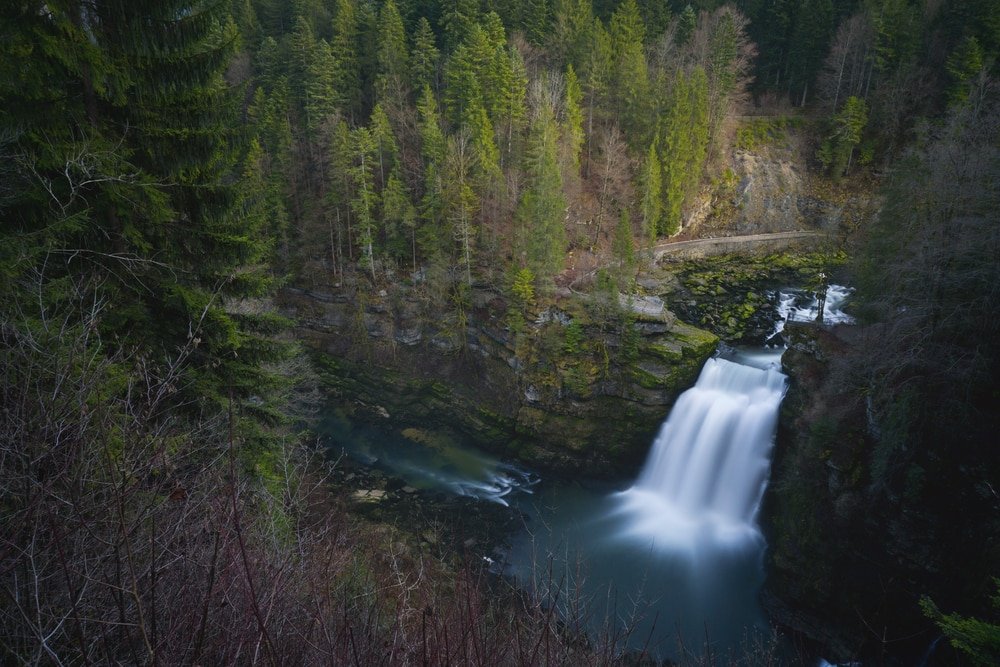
[[763, 323, 997, 664], [280, 283, 717, 475]]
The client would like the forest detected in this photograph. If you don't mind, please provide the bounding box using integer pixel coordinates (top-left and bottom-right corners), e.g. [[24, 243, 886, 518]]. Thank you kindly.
[[1, 0, 998, 663]]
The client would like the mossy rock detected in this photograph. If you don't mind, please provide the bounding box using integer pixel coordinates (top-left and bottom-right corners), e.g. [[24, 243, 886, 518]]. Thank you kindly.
[[645, 341, 684, 363], [670, 321, 719, 359]]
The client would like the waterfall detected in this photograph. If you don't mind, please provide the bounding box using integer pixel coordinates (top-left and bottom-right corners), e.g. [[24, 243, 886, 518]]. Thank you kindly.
[[507, 353, 789, 658], [768, 284, 856, 342], [615, 357, 787, 549]]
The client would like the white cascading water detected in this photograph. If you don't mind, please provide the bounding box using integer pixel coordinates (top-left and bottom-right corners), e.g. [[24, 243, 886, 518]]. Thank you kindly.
[[768, 284, 856, 342], [614, 356, 787, 551]]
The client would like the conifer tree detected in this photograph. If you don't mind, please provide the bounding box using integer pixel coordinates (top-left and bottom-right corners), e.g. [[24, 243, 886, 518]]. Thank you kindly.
[[640, 137, 662, 244], [443, 38, 484, 127], [610, 0, 650, 143], [613, 209, 636, 286], [552, 0, 594, 68], [467, 105, 502, 184], [417, 85, 448, 257], [370, 103, 399, 186], [0, 0, 280, 415], [580, 18, 613, 161], [787, 0, 834, 106], [382, 169, 418, 267], [946, 36, 986, 106], [350, 126, 379, 280], [257, 35, 285, 89], [445, 135, 480, 286], [818, 95, 868, 179], [304, 39, 338, 134], [411, 17, 441, 93], [356, 1, 380, 109], [688, 66, 711, 180], [522, 0, 552, 46], [327, 119, 356, 259], [376, 0, 410, 106], [500, 46, 530, 160], [289, 15, 318, 109], [330, 0, 361, 117], [418, 85, 448, 167], [516, 104, 567, 286], [563, 65, 586, 171], [659, 68, 709, 236], [677, 4, 696, 46], [660, 75, 692, 236], [479, 14, 513, 123], [442, 0, 480, 53]]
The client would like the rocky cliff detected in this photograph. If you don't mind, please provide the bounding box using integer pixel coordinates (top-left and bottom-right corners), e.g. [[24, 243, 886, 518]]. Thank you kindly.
[[688, 117, 878, 239], [279, 280, 717, 475], [762, 322, 994, 664]]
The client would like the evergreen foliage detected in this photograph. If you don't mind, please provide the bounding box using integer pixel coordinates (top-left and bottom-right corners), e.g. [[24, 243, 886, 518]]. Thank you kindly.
[[612, 209, 636, 284], [411, 17, 441, 92], [946, 36, 986, 106], [658, 68, 710, 236], [562, 65, 586, 171], [330, 0, 362, 117], [0, 0, 283, 420], [818, 95, 868, 179], [376, 0, 410, 105], [515, 103, 567, 287], [609, 0, 651, 144], [640, 138, 663, 244], [921, 581, 1000, 667], [349, 125, 379, 280]]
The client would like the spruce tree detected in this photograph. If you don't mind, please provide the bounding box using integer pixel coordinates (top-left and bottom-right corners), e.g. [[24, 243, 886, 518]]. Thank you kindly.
[[327, 119, 356, 260], [445, 135, 480, 286], [350, 126, 379, 280], [501, 46, 530, 161], [0, 0, 281, 418], [330, 0, 361, 118], [659, 68, 709, 236], [677, 4, 696, 46], [382, 170, 418, 268], [946, 36, 986, 106], [613, 209, 636, 286], [515, 104, 567, 286], [304, 39, 338, 134], [417, 85, 448, 258], [443, 38, 484, 127], [610, 0, 651, 144], [289, 15, 317, 106], [563, 65, 586, 171], [376, 0, 410, 106], [818, 95, 868, 179], [580, 18, 613, 159], [640, 138, 662, 244], [552, 0, 595, 68], [442, 0, 480, 53], [370, 103, 400, 186], [411, 17, 441, 93]]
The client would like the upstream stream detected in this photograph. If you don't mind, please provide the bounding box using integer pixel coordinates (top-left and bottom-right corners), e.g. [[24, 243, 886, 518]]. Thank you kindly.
[[319, 286, 854, 663]]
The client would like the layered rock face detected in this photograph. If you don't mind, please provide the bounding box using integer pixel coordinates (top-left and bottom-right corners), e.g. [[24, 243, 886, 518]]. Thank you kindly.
[[280, 282, 718, 475]]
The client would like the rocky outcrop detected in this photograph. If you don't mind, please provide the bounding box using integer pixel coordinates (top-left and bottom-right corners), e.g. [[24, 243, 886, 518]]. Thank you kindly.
[[762, 323, 984, 665], [692, 120, 877, 239], [280, 282, 718, 476]]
